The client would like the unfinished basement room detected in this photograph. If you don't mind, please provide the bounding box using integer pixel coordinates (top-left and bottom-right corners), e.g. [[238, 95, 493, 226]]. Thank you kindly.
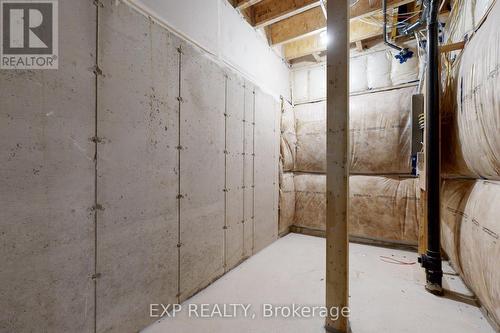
[[1, 0, 499, 332]]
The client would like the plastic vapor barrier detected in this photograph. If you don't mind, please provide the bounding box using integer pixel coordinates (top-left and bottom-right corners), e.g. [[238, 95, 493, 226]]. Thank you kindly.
[[350, 86, 414, 174], [349, 176, 420, 244], [293, 87, 414, 174], [441, 180, 500, 325], [292, 174, 419, 244], [281, 101, 297, 171], [293, 173, 326, 231], [294, 101, 326, 173], [279, 172, 295, 235], [349, 42, 419, 94], [454, 0, 500, 180]]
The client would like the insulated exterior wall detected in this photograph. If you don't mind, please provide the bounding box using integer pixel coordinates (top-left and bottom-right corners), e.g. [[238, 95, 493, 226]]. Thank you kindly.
[[0, 2, 96, 332], [366, 51, 392, 89], [441, 62, 472, 178], [444, 0, 495, 47], [293, 175, 419, 244], [294, 101, 326, 173], [281, 100, 296, 171], [292, 44, 420, 105], [292, 64, 326, 104], [350, 87, 414, 174], [225, 73, 245, 270], [253, 89, 279, 252], [349, 176, 420, 244], [390, 48, 420, 85], [96, 3, 179, 332], [179, 41, 225, 301], [279, 172, 295, 235], [452, 0, 500, 180], [293, 87, 414, 174], [350, 56, 368, 93], [293, 174, 326, 230], [441, 180, 500, 325]]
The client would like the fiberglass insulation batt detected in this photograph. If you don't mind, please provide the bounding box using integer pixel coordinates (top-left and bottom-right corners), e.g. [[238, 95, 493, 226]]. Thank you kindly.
[[442, 0, 500, 180], [294, 86, 415, 174], [293, 174, 420, 244], [278, 172, 295, 235], [280, 101, 296, 172], [441, 180, 500, 325]]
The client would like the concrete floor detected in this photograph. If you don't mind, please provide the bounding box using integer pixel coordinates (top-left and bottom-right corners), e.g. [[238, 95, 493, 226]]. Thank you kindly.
[[142, 233, 495, 333]]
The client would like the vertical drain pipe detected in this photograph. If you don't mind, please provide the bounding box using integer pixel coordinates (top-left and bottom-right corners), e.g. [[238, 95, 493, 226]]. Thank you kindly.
[[418, 0, 443, 295]]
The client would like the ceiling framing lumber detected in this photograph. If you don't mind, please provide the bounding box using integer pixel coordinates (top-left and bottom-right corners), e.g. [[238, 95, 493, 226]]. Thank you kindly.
[[268, 0, 414, 46], [268, 6, 326, 45], [283, 17, 382, 60], [349, 0, 414, 20], [234, 0, 264, 10], [283, 0, 421, 60], [284, 33, 326, 60], [252, 0, 320, 29]]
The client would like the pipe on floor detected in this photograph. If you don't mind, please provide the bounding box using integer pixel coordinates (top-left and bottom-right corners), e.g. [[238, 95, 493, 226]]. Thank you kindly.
[[418, 0, 443, 296]]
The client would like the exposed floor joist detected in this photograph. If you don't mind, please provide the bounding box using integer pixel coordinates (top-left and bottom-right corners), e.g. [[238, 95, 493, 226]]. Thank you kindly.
[[350, 0, 415, 19], [232, 0, 425, 60], [284, 0, 422, 60], [284, 17, 383, 60], [253, 0, 320, 29], [268, 6, 326, 45], [234, 0, 264, 10], [271, 0, 416, 47]]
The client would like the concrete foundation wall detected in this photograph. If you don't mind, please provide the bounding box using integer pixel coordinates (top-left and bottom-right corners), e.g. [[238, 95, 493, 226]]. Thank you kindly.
[[0, 1, 96, 332], [97, 3, 180, 332], [0, 1, 280, 332]]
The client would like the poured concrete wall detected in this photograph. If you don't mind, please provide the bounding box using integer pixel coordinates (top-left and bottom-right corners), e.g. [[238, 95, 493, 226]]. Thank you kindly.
[[254, 90, 280, 252], [0, 1, 280, 332], [0, 1, 96, 332], [96, 3, 179, 332]]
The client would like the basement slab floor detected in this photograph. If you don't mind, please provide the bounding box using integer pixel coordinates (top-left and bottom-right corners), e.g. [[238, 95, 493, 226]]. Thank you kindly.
[[142, 233, 495, 333]]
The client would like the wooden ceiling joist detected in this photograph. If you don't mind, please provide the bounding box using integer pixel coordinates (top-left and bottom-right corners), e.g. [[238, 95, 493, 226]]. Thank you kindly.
[[283, 17, 382, 60], [283, 0, 420, 60], [252, 0, 320, 29], [234, 0, 264, 10], [268, 6, 326, 45], [349, 0, 414, 20]]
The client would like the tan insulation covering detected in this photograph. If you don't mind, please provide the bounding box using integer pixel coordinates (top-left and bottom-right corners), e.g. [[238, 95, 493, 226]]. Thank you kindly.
[[281, 101, 296, 171], [454, 0, 500, 180], [293, 174, 326, 230], [350, 56, 368, 93], [441, 57, 473, 178], [294, 87, 414, 174], [295, 120, 327, 173], [350, 87, 414, 174], [390, 46, 419, 85], [349, 176, 420, 244], [349, 41, 420, 93], [441, 180, 500, 325], [444, 0, 495, 46], [294, 101, 326, 173], [292, 174, 419, 244], [366, 51, 392, 89], [279, 172, 295, 235]]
